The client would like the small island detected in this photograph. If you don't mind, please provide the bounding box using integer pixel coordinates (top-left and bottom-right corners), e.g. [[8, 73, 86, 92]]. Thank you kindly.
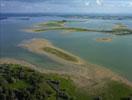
[[24, 20, 132, 35], [38, 20, 66, 27], [19, 38, 83, 65], [96, 37, 112, 42]]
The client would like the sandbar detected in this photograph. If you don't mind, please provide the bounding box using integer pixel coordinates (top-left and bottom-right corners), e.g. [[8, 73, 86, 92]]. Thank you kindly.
[[96, 37, 112, 42], [19, 38, 84, 65]]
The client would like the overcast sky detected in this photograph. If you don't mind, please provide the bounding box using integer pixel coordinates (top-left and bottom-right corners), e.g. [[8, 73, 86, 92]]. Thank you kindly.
[[0, 0, 132, 14]]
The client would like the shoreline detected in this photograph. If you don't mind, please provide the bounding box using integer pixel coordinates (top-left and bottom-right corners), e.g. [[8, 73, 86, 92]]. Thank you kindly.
[[16, 38, 132, 89], [96, 37, 112, 42], [23, 20, 132, 35], [0, 57, 132, 91], [19, 38, 85, 65]]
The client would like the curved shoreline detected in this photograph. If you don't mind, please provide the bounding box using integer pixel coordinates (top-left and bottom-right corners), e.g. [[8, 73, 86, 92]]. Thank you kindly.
[[16, 38, 132, 88], [0, 57, 132, 91], [19, 38, 85, 65]]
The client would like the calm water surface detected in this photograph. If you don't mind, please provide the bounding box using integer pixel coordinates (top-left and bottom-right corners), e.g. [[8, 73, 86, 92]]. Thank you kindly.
[[0, 16, 132, 81]]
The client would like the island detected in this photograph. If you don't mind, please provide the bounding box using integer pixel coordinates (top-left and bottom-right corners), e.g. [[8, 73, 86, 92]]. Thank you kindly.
[[19, 38, 84, 65], [96, 37, 112, 42], [24, 20, 132, 35], [109, 23, 132, 35]]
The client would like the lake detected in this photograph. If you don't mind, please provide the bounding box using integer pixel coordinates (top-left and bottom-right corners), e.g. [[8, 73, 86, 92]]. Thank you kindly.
[[0, 14, 132, 81]]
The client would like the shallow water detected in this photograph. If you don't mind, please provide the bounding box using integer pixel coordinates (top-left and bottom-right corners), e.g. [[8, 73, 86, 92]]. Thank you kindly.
[[0, 15, 132, 81]]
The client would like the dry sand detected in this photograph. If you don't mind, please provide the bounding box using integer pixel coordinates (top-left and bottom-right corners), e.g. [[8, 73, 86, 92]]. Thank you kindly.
[[96, 37, 112, 42], [19, 38, 85, 65]]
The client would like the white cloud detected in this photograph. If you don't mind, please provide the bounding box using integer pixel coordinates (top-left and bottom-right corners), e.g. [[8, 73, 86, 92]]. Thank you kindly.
[[96, 0, 103, 6], [85, 2, 90, 6], [129, 2, 132, 7]]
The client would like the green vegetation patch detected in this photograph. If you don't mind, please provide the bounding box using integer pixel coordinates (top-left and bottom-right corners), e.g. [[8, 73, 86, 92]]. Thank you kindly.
[[1, 64, 132, 100], [31, 20, 132, 35], [102, 81, 132, 100], [0, 64, 75, 100], [38, 20, 66, 27], [43, 47, 78, 62], [31, 27, 91, 33], [8, 80, 29, 90]]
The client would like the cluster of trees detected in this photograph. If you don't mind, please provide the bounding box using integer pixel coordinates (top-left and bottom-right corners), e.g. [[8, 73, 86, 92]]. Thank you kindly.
[[0, 64, 72, 100], [1, 64, 131, 100]]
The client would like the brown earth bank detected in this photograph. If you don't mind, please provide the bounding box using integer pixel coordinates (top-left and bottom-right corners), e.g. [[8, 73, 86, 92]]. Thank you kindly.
[[0, 57, 132, 94]]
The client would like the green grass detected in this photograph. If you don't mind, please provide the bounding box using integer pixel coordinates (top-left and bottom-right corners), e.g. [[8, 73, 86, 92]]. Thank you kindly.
[[101, 81, 132, 100], [31, 27, 89, 32], [32, 26, 132, 35], [46, 74, 76, 95], [1, 64, 132, 100], [38, 20, 66, 27], [31, 20, 132, 35], [8, 80, 29, 89], [43, 47, 78, 62]]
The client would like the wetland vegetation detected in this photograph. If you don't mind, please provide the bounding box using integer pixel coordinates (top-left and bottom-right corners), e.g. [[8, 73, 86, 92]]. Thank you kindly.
[[25, 20, 132, 35], [43, 47, 78, 62]]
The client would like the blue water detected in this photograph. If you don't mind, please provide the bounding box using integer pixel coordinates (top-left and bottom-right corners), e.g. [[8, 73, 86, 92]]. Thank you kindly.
[[0, 14, 132, 81]]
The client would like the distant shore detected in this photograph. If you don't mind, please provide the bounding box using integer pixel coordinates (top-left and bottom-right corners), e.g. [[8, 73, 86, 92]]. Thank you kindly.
[[23, 20, 132, 35]]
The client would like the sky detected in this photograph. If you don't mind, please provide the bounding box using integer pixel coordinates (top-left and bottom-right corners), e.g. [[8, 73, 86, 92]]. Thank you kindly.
[[0, 0, 132, 14]]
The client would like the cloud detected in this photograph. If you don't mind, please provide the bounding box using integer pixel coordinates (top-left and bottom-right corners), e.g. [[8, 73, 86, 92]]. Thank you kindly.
[[0, 0, 72, 4], [96, 0, 103, 6], [129, 2, 132, 7], [0, 0, 132, 14], [85, 2, 90, 6], [0, 0, 48, 2]]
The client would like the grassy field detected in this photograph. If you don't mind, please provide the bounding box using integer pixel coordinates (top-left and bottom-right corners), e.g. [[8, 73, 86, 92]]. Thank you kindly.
[[43, 47, 78, 62]]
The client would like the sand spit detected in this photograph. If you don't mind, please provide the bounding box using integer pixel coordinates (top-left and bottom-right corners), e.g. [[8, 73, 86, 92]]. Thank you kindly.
[[96, 37, 112, 42], [17, 38, 132, 90], [19, 38, 85, 65], [0, 57, 132, 93]]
